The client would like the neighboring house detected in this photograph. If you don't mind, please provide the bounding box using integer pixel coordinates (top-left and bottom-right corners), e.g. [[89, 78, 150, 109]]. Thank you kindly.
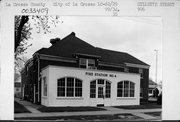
[[148, 79, 157, 97], [14, 73, 21, 98], [148, 79, 162, 97], [21, 32, 150, 107]]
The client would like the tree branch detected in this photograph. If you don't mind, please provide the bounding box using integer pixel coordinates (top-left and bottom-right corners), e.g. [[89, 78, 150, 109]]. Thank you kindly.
[[15, 16, 29, 52]]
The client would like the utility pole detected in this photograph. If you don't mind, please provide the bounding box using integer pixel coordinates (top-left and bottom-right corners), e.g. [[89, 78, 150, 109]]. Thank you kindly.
[[154, 49, 158, 85]]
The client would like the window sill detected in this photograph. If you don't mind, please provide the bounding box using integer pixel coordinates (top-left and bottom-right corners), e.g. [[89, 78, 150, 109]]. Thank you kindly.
[[42, 96, 48, 99], [116, 97, 136, 100], [56, 97, 84, 100], [90, 97, 111, 99]]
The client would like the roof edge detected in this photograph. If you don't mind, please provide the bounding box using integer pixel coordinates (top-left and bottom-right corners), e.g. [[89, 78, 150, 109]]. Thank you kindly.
[[124, 63, 150, 69]]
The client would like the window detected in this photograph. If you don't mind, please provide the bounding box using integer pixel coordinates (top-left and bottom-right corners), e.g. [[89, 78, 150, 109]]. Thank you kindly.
[[57, 78, 65, 97], [66, 78, 74, 97], [149, 89, 153, 94], [90, 81, 96, 98], [117, 82, 123, 97], [79, 58, 86, 68], [75, 79, 82, 97], [130, 82, 135, 97], [139, 69, 143, 79], [98, 79, 104, 84], [124, 67, 129, 72], [90, 79, 111, 98], [79, 58, 96, 69], [88, 59, 95, 68], [98, 87, 104, 98], [140, 88, 143, 98], [43, 77, 47, 96], [57, 77, 82, 97], [105, 81, 111, 98], [124, 81, 129, 97], [117, 81, 135, 97]]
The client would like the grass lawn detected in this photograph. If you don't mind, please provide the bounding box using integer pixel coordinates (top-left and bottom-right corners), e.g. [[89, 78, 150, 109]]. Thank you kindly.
[[15, 113, 142, 120], [38, 106, 106, 112], [113, 102, 162, 109], [14, 101, 31, 113], [144, 112, 161, 117]]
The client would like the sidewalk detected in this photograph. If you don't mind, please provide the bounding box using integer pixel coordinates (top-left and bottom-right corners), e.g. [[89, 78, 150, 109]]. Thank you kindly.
[[14, 98, 161, 121], [15, 98, 41, 113]]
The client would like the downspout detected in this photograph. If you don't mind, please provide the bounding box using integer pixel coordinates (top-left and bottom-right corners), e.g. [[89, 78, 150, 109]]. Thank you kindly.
[[37, 54, 40, 82], [37, 54, 40, 103], [34, 84, 35, 103]]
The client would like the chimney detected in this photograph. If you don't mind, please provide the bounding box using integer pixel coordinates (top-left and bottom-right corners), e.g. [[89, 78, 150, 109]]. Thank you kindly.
[[71, 32, 76, 36], [50, 38, 60, 45]]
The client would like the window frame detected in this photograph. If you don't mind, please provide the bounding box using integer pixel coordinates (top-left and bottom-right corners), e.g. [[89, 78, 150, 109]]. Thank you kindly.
[[90, 80, 96, 98], [57, 78, 66, 97], [57, 77, 83, 98], [79, 58, 96, 69], [139, 68, 143, 79], [90, 79, 111, 99], [117, 81, 135, 98], [43, 77, 47, 97], [124, 67, 129, 72]]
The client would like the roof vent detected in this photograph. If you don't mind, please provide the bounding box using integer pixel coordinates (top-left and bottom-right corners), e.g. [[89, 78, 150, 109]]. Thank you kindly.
[[71, 32, 76, 36], [50, 38, 60, 45]]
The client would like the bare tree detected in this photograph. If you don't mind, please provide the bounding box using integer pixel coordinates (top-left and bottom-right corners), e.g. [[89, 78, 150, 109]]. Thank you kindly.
[[14, 15, 61, 73]]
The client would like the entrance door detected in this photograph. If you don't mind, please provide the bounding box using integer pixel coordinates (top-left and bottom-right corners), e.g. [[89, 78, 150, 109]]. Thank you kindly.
[[90, 79, 111, 106], [97, 85, 105, 106]]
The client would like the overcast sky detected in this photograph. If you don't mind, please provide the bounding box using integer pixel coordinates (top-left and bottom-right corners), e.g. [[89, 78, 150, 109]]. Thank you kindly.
[[25, 16, 162, 83]]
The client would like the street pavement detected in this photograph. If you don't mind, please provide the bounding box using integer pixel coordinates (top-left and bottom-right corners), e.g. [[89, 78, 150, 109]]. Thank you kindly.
[[14, 98, 161, 121]]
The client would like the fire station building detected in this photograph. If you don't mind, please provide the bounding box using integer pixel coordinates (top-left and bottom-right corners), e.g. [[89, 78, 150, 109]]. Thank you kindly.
[[21, 32, 150, 107]]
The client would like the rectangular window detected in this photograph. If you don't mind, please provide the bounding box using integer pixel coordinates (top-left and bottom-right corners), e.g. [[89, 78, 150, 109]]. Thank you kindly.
[[79, 58, 86, 68], [130, 82, 135, 97], [57, 78, 65, 97], [43, 77, 47, 96], [124, 81, 129, 97], [75, 79, 82, 97], [117, 82, 123, 97], [139, 69, 143, 79], [90, 81, 96, 98], [79, 58, 96, 69], [124, 67, 129, 72], [105, 81, 111, 98], [98, 87, 104, 98], [66, 77, 74, 97], [88, 59, 95, 67]]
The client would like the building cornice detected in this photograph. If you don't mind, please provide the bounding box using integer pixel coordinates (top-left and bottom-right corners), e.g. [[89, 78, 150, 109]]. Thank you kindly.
[[24, 58, 33, 66], [33, 53, 149, 69], [124, 63, 150, 69], [36, 53, 77, 63], [99, 61, 125, 68]]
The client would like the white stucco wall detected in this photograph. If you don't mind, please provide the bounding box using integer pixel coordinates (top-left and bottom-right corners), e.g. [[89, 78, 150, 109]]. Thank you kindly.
[[41, 65, 140, 107]]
